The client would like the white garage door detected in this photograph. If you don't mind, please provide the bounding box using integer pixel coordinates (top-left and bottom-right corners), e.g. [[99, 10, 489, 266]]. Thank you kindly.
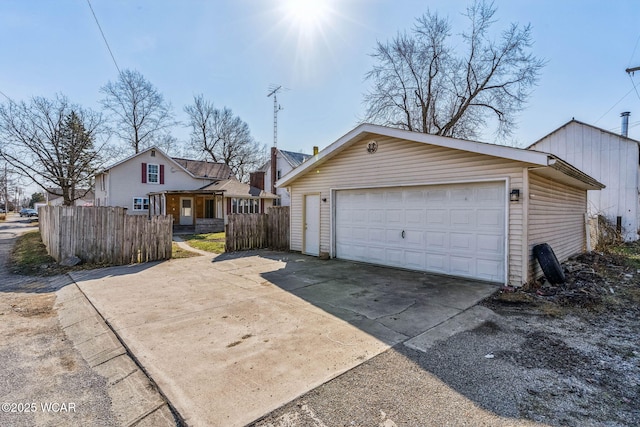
[[335, 182, 506, 282]]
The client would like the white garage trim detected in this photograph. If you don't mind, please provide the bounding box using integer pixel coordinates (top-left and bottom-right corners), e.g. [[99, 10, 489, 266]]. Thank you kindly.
[[330, 178, 509, 283]]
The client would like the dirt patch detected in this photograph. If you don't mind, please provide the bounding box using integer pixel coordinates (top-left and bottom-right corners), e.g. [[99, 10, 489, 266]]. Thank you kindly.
[[478, 248, 640, 426]]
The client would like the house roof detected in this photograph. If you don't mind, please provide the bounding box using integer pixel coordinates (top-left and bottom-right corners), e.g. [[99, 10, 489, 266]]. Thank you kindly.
[[171, 158, 233, 179], [258, 148, 312, 172], [276, 123, 604, 191], [96, 146, 232, 180], [527, 118, 640, 149], [280, 149, 312, 167], [201, 179, 278, 199]]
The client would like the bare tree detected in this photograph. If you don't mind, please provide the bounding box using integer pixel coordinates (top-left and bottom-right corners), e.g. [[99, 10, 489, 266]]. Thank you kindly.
[[185, 95, 266, 182], [363, 0, 545, 140], [0, 95, 109, 206], [100, 69, 176, 154]]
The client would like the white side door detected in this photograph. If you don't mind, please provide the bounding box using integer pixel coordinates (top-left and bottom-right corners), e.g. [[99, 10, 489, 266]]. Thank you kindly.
[[304, 194, 320, 256]]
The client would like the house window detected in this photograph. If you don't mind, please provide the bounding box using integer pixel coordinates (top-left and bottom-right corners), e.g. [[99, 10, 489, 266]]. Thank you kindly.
[[231, 198, 260, 214], [277, 169, 282, 180], [147, 164, 159, 184], [133, 197, 149, 211]]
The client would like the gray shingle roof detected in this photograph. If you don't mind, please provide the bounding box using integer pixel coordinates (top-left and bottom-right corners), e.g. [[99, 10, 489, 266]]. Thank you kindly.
[[171, 158, 234, 179]]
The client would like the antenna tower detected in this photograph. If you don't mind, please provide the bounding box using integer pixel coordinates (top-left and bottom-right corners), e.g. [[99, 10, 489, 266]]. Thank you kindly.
[[267, 85, 283, 147]]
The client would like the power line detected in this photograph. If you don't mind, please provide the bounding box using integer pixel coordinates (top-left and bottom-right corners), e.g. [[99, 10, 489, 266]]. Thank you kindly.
[[0, 89, 13, 102], [86, 0, 121, 75], [629, 73, 640, 103], [594, 86, 635, 124]]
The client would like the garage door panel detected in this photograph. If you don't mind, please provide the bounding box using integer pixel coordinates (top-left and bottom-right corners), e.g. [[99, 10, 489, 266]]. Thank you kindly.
[[478, 186, 503, 203], [369, 247, 386, 263], [426, 231, 447, 249], [352, 227, 368, 241], [450, 233, 474, 251], [336, 182, 505, 282], [477, 209, 503, 227], [426, 254, 447, 272], [477, 234, 502, 253], [369, 209, 385, 223], [405, 250, 424, 269], [451, 210, 473, 227], [426, 209, 447, 225], [369, 228, 385, 242], [477, 259, 502, 281], [386, 209, 404, 224], [386, 249, 403, 265], [405, 209, 424, 225], [405, 230, 424, 246]]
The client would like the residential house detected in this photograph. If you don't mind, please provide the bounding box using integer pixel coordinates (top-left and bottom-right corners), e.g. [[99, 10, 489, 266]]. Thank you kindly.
[[43, 188, 94, 207], [94, 147, 277, 232], [528, 119, 639, 241], [276, 123, 604, 287], [260, 147, 313, 206]]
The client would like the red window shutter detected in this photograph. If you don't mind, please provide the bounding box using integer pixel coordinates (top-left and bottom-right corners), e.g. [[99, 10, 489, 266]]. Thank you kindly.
[[260, 199, 264, 213], [227, 198, 231, 215], [159, 165, 165, 184], [141, 163, 147, 183]]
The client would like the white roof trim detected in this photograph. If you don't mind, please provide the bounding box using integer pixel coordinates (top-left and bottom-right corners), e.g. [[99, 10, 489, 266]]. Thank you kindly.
[[277, 123, 552, 187]]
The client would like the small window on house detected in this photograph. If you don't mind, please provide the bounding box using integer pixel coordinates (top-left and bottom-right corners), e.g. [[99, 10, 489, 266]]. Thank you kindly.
[[151, 149, 156, 157], [133, 197, 149, 211], [277, 169, 282, 180], [147, 164, 159, 184]]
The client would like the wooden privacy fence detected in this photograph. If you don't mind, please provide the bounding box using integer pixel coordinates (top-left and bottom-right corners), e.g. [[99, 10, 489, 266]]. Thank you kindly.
[[39, 206, 173, 265], [226, 206, 289, 252]]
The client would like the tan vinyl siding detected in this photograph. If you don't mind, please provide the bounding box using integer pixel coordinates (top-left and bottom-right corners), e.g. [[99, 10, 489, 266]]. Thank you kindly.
[[288, 136, 528, 285], [527, 172, 587, 281]]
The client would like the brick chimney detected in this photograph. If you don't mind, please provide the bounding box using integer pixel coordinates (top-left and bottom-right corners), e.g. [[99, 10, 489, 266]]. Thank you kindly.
[[250, 171, 265, 190]]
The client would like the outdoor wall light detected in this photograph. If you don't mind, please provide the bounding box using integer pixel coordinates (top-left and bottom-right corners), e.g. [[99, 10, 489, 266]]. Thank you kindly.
[[510, 189, 520, 202], [322, 198, 327, 202]]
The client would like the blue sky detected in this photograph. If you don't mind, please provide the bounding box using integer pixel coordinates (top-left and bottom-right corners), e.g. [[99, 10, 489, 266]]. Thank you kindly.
[[2, 0, 640, 157]]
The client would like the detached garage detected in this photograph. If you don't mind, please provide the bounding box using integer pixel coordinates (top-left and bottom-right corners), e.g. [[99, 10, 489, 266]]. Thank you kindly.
[[277, 124, 604, 287]]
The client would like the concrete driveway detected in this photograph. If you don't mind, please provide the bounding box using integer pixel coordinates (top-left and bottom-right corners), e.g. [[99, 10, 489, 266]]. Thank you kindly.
[[71, 251, 497, 427]]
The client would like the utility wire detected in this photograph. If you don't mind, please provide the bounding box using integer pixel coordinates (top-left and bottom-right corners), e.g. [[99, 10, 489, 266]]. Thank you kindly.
[[628, 74, 640, 103], [0, 89, 13, 102], [594, 86, 635, 125], [86, 0, 121, 75]]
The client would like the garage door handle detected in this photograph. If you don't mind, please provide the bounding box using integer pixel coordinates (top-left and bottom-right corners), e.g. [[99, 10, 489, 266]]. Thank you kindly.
[[401, 230, 405, 239]]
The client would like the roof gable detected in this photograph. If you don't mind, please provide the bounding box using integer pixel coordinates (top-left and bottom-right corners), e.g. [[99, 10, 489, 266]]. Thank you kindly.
[[528, 119, 640, 149], [96, 146, 232, 181], [277, 124, 550, 186], [276, 123, 603, 191]]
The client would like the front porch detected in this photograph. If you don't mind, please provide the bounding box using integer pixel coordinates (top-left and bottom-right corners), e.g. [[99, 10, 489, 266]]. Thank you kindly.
[[149, 190, 226, 234]]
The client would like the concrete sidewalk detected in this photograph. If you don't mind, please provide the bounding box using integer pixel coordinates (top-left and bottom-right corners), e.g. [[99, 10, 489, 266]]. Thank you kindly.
[[71, 251, 498, 427]]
